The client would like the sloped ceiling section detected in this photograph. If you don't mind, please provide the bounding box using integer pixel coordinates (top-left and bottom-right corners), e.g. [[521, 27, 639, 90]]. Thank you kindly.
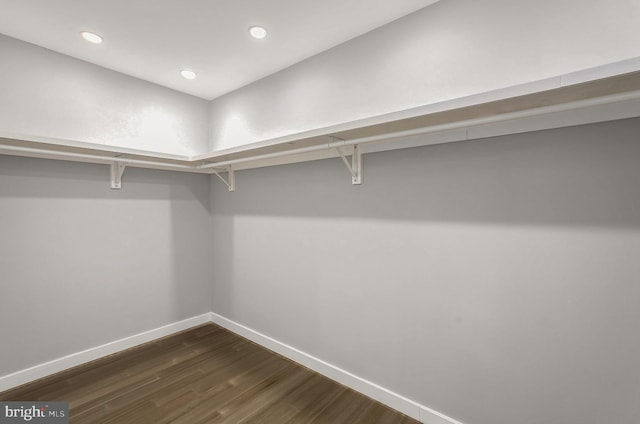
[[0, 0, 441, 100]]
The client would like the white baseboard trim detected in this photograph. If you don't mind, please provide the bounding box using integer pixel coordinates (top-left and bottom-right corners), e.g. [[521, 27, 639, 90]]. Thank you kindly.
[[0, 313, 211, 393], [208, 312, 464, 424], [1, 312, 464, 424]]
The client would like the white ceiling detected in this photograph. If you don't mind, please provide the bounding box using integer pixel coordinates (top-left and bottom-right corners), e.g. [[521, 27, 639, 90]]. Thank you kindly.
[[0, 0, 441, 100]]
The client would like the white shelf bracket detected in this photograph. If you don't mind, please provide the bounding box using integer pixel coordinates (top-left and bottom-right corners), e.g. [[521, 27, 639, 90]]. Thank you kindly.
[[335, 144, 363, 185], [212, 165, 235, 192], [110, 162, 126, 189]]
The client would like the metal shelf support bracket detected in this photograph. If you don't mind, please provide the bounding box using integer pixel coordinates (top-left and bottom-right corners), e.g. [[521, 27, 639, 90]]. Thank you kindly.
[[110, 162, 126, 189], [335, 144, 362, 185], [212, 165, 235, 192]]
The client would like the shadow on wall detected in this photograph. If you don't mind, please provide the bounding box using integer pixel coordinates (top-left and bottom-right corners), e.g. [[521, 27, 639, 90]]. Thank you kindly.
[[169, 176, 214, 320], [0, 156, 210, 211], [0, 156, 214, 321], [211, 117, 640, 230], [0, 157, 213, 376]]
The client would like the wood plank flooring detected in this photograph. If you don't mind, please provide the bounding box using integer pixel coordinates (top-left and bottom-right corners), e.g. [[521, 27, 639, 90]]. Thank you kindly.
[[0, 324, 420, 424]]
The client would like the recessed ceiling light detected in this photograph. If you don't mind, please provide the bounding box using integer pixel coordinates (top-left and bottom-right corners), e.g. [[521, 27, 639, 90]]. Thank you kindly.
[[180, 69, 197, 80], [249, 26, 268, 40], [80, 31, 103, 44]]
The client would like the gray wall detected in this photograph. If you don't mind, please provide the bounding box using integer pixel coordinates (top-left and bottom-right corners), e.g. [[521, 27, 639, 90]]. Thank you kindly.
[[211, 118, 640, 424], [0, 156, 213, 376], [2, 118, 639, 424]]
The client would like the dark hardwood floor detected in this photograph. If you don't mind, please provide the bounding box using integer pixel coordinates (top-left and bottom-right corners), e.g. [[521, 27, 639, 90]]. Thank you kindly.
[[0, 324, 420, 423]]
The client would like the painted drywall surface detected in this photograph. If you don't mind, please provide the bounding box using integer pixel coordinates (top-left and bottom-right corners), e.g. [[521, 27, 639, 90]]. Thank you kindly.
[[0, 156, 213, 376], [210, 118, 640, 424], [0, 34, 209, 156], [209, 0, 640, 151]]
